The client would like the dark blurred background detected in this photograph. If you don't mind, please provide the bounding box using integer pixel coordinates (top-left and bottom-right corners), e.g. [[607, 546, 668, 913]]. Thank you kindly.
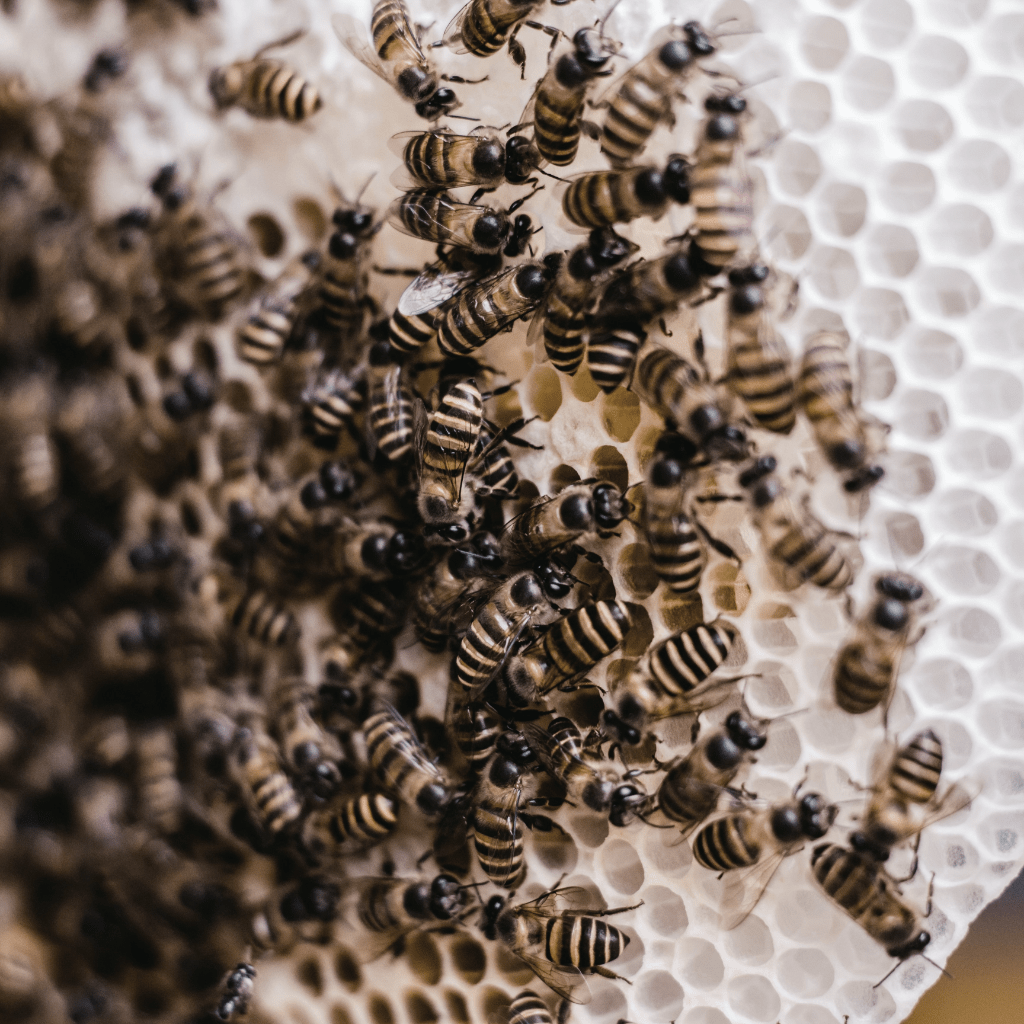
[[906, 870, 1024, 1024]]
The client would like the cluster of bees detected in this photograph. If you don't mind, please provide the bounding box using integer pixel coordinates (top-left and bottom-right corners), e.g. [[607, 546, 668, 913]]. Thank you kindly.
[[0, 1, 976, 1023]]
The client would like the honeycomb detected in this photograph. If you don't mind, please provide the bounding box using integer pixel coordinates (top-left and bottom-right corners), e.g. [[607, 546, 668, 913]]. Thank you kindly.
[[1, 1, 1023, 1024]]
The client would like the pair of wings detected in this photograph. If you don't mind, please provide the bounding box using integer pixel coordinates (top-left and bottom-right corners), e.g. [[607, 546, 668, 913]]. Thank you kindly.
[[643, 673, 741, 723], [386, 191, 503, 254], [364, 361, 414, 461], [332, 10, 429, 92], [388, 127, 506, 190], [412, 389, 483, 506], [368, 699, 446, 786]]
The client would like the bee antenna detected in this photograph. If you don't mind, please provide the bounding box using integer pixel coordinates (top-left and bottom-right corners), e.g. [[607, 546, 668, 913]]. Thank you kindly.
[[447, 113, 481, 121], [598, 0, 625, 35], [355, 172, 376, 203], [538, 167, 569, 183], [873, 962, 901, 989], [922, 955, 954, 980]]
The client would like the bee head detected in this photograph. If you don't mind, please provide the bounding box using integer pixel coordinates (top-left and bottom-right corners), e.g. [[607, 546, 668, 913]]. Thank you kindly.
[[320, 460, 357, 501], [739, 457, 779, 506], [890, 930, 931, 960], [689, 402, 727, 443], [729, 282, 764, 317], [496, 729, 534, 767], [606, 703, 643, 743], [663, 155, 691, 204], [705, 113, 740, 143], [659, 38, 693, 71], [516, 262, 555, 300], [877, 573, 924, 603], [415, 87, 458, 120], [664, 249, 700, 294], [593, 482, 630, 529], [851, 826, 893, 861], [873, 597, 910, 632], [650, 453, 685, 488], [582, 777, 615, 813], [429, 874, 467, 919], [504, 135, 540, 184], [208, 64, 243, 108], [725, 711, 767, 751], [423, 517, 473, 546], [609, 781, 648, 827], [333, 206, 376, 236], [568, 246, 600, 281], [398, 65, 438, 103], [299, 877, 341, 921], [505, 214, 534, 258], [705, 93, 747, 116], [480, 894, 506, 939], [386, 530, 427, 575], [533, 559, 574, 599], [844, 464, 885, 492], [684, 21, 716, 56], [416, 782, 449, 816], [798, 792, 836, 839], [588, 227, 635, 267], [633, 167, 667, 209]]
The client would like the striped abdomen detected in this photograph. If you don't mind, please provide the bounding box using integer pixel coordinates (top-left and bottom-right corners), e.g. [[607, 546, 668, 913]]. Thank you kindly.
[[307, 370, 363, 443], [648, 621, 734, 698], [770, 517, 852, 593], [232, 590, 298, 646], [235, 734, 301, 834], [834, 639, 895, 714], [647, 508, 705, 593], [358, 880, 406, 933], [542, 275, 589, 373], [658, 768, 722, 826], [473, 798, 524, 887], [690, 146, 752, 273], [454, 601, 516, 691], [509, 990, 553, 1024], [423, 381, 484, 488], [537, 600, 631, 690], [796, 333, 863, 465], [453, 702, 501, 769], [587, 326, 642, 394], [372, 0, 423, 62], [179, 215, 245, 313], [633, 346, 701, 421], [364, 710, 443, 811], [890, 730, 942, 804], [241, 60, 321, 120], [389, 308, 438, 354], [693, 814, 761, 871], [460, 0, 534, 55], [137, 729, 182, 834], [237, 300, 295, 365], [544, 915, 627, 970], [473, 423, 519, 497], [562, 167, 664, 229], [304, 793, 399, 857], [368, 369, 415, 462], [535, 78, 585, 166], [727, 319, 796, 433], [600, 59, 673, 165], [15, 433, 59, 510], [318, 254, 365, 335], [438, 271, 532, 356]]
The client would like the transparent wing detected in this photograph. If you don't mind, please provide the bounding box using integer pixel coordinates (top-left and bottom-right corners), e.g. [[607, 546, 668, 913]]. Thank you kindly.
[[527, 886, 594, 913], [910, 782, 975, 836], [526, 291, 549, 350], [755, 315, 794, 370], [719, 850, 787, 931], [652, 677, 741, 722], [515, 947, 592, 1004], [398, 263, 478, 316], [332, 13, 392, 85], [475, 778, 524, 886], [443, 2, 473, 54], [425, 401, 471, 506], [465, 608, 537, 699], [521, 721, 574, 779], [341, 876, 415, 963]]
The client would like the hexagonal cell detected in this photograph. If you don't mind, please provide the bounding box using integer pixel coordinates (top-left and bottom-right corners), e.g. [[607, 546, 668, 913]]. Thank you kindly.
[[981, 12, 1024, 64], [685, 1011, 732, 1024], [860, 0, 914, 48], [598, 837, 645, 894], [773, 140, 822, 197], [988, 243, 1024, 296], [926, 489, 998, 539], [916, 266, 981, 318], [622, 602, 654, 657], [479, 987, 512, 1024], [978, 699, 1024, 749], [619, 543, 659, 600], [977, 810, 1024, 858], [802, 707, 856, 755], [677, 938, 725, 989], [405, 932, 442, 985], [972, 305, 1024, 360], [332, 1004, 355, 1024], [661, 590, 705, 633], [854, 289, 909, 342], [641, 885, 688, 937], [882, 451, 937, 500], [448, 934, 487, 984], [864, 345, 897, 396], [837, 980, 897, 1022], [589, 445, 629, 492], [942, 605, 1002, 659], [602, 388, 641, 443], [247, 211, 286, 258], [777, 947, 835, 998], [549, 463, 581, 493], [405, 991, 439, 1024], [816, 182, 867, 237], [758, 717, 802, 770], [894, 389, 948, 442], [908, 657, 973, 710], [800, 16, 849, 70], [296, 955, 324, 995], [367, 992, 397, 1024], [865, 225, 919, 279], [524, 365, 562, 421], [727, 974, 781, 1022], [878, 162, 936, 214], [928, 204, 994, 256], [946, 139, 1011, 192], [884, 510, 925, 559], [787, 80, 831, 133], [570, 363, 601, 403], [807, 246, 859, 300], [902, 328, 963, 380], [891, 100, 955, 152], [908, 35, 969, 90], [334, 949, 362, 991], [842, 56, 895, 111], [294, 196, 329, 242], [966, 75, 1024, 130], [765, 204, 812, 261], [784, 1006, 842, 1024], [641, 820, 694, 877], [958, 367, 1024, 419], [709, 562, 752, 616], [944, 429, 1012, 480]]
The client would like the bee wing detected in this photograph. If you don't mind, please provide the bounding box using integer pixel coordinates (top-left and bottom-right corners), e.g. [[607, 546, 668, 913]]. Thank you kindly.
[[467, 265, 542, 333], [525, 290, 550, 352], [651, 678, 741, 722], [515, 947, 593, 1005], [398, 263, 478, 317], [517, 76, 543, 145], [332, 13, 394, 86], [442, 2, 474, 54], [867, 738, 898, 795], [918, 781, 975, 831], [719, 849, 788, 932], [755, 315, 794, 369], [521, 721, 580, 781], [476, 777, 525, 886], [424, 400, 470, 506], [527, 886, 595, 913], [466, 609, 538, 699]]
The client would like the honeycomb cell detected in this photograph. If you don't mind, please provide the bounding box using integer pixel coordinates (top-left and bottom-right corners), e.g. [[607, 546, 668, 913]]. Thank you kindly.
[[865, 225, 919, 279], [842, 56, 895, 111], [449, 935, 487, 984], [972, 305, 1024, 360], [908, 658, 972, 709], [297, 956, 324, 995], [727, 974, 781, 1022], [891, 99, 955, 152], [598, 838, 645, 894], [894, 389, 948, 442], [999, 521, 1024, 570], [990, 646, 1024, 695], [946, 139, 1011, 192], [773, 140, 822, 197], [946, 883, 985, 916], [248, 212, 286, 257], [787, 80, 832, 133], [634, 972, 684, 1024], [622, 602, 654, 657], [334, 950, 362, 991], [920, 833, 980, 880], [807, 246, 859, 300], [590, 445, 629, 492], [926, 541, 1000, 594], [802, 708, 856, 755], [641, 886, 688, 937], [661, 591, 705, 633], [406, 991, 439, 1024], [530, 825, 579, 873], [619, 543, 659, 599], [837, 981, 897, 1023], [902, 328, 963, 380], [908, 36, 969, 90], [878, 162, 936, 214], [684, 1011, 732, 1024], [928, 0, 987, 25], [800, 16, 849, 70], [977, 811, 1024, 857], [405, 933, 442, 985], [678, 938, 724, 989], [777, 947, 834, 998], [602, 388, 641, 443], [784, 1007, 842, 1024], [945, 429, 1012, 480], [758, 718, 801, 770], [765, 205, 812, 261], [988, 244, 1024, 296], [981, 758, 1024, 803], [724, 914, 774, 965], [583, 984, 628, 1022], [749, 662, 799, 709], [981, 13, 1024, 65], [294, 196, 328, 241], [816, 182, 867, 237], [775, 888, 836, 943], [978, 699, 1024, 749], [883, 450, 936, 500], [332, 1005, 355, 1024], [928, 204, 993, 258], [943, 605, 1002, 658], [367, 993, 396, 1024], [479, 988, 511, 1024], [966, 75, 1024, 131], [641, 821, 693, 877], [550, 463, 581, 492], [884, 510, 925, 559], [571, 364, 601, 403], [959, 367, 1024, 419], [860, 0, 914, 48], [524, 365, 562, 421], [751, 618, 798, 652], [915, 266, 981, 318], [569, 809, 609, 849]]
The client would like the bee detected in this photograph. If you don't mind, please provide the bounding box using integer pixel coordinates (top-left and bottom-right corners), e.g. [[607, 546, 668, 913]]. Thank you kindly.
[[834, 573, 931, 717], [523, 717, 648, 826], [469, 739, 533, 887], [319, 579, 407, 688], [480, 885, 640, 1004], [500, 480, 630, 563], [695, 791, 837, 928], [450, 700, 503, 771], [92, 608, 164, 678], [531, 228, 635, 375], [811, 843, 933, 965], [365, 339, 418, 462], [612, 619, 741, 734], [598, 22, 715, 166], [363, 701, 451, 816], [522, 25, 619, 167], [587, 323, 644, 394], [150, 164, 248, 319], [689, 94, 757, 278], [333, 2, 468, 120], [214, 962, 256, 1022], [473, 418, 526, 498], [230, 586, 300, 646], [725, 263, 796, 434], [270, 676, 343, 799], [1, 375, 59, 513], [438, 261, 555, 357], [797, 330, 885, 492], [303, 365, 366, 447], [249, 875, 343, 953], [739, 456, 855, 593], [236, 250, 321, 366], [342, 873, 475, 963], [312, 201, 379, 342], [509, 990, 566, 1024], [209, 30, 323, 121], [453, 565, 573, 695], [442, 0, 546, 73], [851, 729, 972, 866], [301, 792, 400, 860], [503, 600, 633, 705], [135, 726, 183, 835], [560, 156, 690, 230], [0, 925, 54, 1019], [331, 518, 426, 581], [655, 710, 766, 836], [231, 725, 303, 835]]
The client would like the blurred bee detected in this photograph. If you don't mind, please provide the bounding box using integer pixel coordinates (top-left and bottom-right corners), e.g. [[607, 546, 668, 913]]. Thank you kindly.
[[56, 376, 131, 503], [587, 323, 644, 394], [303, 364, 366, 447], [441, 0, 547, 74], [1, 375, 59, 513], [500, 480, 630, 563], [531, 228, 635, 375], [342, 873, 475, 963], [611, 619, 741, 735], [231, 725, 303, 835], [509, 990, 566, 1024], [479, 885, 640, 1004], [150, 164, 248, 319], [209, 30, 323, 121], [597, 22, 715, 165], [473, 417, 529, 498], [503, 600, 632, 705], [363, 701, 450, 816], [797, 330, 885, 492], [449, 700, 503, 771], [364, 340, 417, 462], [655, 710, 766, 836], [725, 263, 796, 434], [91, 608, 164, 678], [250, 875, 343, 952], [469, 739, 532, 887], [301, 792, 400, 860], [330, 517, 425, 582], [270, 676, 343, 799], [437, 261, 555, 357], [852, 729, 972, 866], [834, 573, 931, 717], [695, 790, 837, 929], [230, 586, 300, 646], [311, 200, 379, 342], [333, 2, 471, 120], [134, 726, 183, 835], [0, 925, 55, 1021], [689, 94, 757, 278], [523, 717, 647, 826], [236, 250, 321, 366], [520, 25, 619, 166], [739, 456, 855, 593], [453, 565, 573, 695], [214, 962, 256, 1022], [560, 156, 690, 230]]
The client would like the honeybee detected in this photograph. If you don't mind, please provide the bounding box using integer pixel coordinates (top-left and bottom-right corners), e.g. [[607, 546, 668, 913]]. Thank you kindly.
[[725, 263, 796, 434], [330, 518, 426, 582], [365, 339, 417, 462], [333, 3, 467, 120], [655, 710, 766, 836], [531, 228, 635, 375], [319, 579, 406, 686], [230, 586, 300, 647], [503, 600, 633, 704], [91, 608, 164, 678], [231, 725, 303, 836], [236, 250, 321, 366], [852, 729, 972, 866], [560, 156, 690, 230], [611, 619, 741, 735], [520, 25, 619, 167], [597, 22, 715, 165], [209, 30, 322, 121], [449, 700, 503, 772], [797, 330, 885, 492], [470, 741, 531, 887], [303, 364, 366, 447], [442, 0, 546, 74], [695, 790, 837, 929], [249, 875, 343, 952], [1, 375, 59, 513], [739, 456, 855, 593], [270, 676, 343, 799], [437, 261, 555, 357], [301, 792, 400, 860], [134, 726, 183, 835], [500, 480, 630, 563], [0, 924, 55, 1020], [509, 990, 566, 1024], [479, 885, 640, 1004], [214, 962, 256, 1022], [363, 701, 451, 816], [834, 572, 931, 717], [474, 417, 529, 498], [587, 323, 644, 394]]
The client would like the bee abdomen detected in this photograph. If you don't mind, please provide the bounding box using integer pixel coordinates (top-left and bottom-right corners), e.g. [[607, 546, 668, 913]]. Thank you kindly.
[[834, 644, 893, 714], [798, 338, 853, 421], [359, 881, 404, 932], [693, 815, 760, 871], [542, 600, 631, 683], [648, 517, 705, 592], [253, 770, 301, 833], [658, 773, 718, 825], [461, 0, 520, 55], [237, 302, 293, 365], [535, 91, 583, 166], [543, 291, 587, 374], [601, 82, 669, 164], [372, 0, 417, 60], [424, 381, 483, 472], [368, 387, 415, 462], [509, 990, 554, 1024], [545, 916, 625, 970], [587, 326, 642, 394], [691, 162, 753, 270], [473, 804, 524, 886], [812, 843, 877, 917], [388, 309, 437, 354], [454, 608, 513, 689], [649, 622, 733, 696], [772, 525, 852, 592], [891, 730, 942, 803], [232, 590, 299, 646], [248, 60, 321, 121], [729, 336, 796, 433]]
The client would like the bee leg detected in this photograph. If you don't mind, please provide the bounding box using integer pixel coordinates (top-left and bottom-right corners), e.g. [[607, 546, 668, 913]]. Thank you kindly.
[[557, 1000, 572, 1024], [372, 265, 422, 276], [659, 317, 672, 337], [507, 25, 528, 79], [468, 187, 496, 205], [592, 900, 644, 917], [592, 966, 632, 983], [581, 120, 601, 140], [442, 74, 490, 85], [692, 518, 741, 565]]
